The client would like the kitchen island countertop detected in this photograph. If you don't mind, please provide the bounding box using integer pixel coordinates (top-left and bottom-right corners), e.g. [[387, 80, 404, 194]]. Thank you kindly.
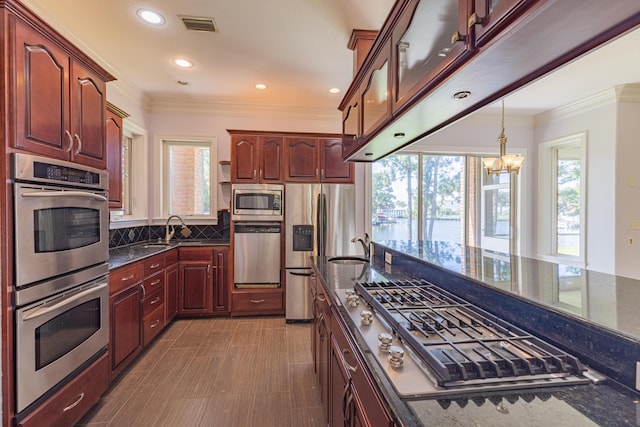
[[311, 254, 639, 426]]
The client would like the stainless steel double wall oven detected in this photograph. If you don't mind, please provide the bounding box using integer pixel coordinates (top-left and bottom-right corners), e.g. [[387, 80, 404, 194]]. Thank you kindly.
[[12, 154, 110, 415]]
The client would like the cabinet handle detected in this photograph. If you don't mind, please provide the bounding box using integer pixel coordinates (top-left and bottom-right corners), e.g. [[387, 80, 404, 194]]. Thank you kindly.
[[253, 170, 257, 179], [321, 169, 325, 178], [345, 389, 354, 426], [341, 383, 350, 423], [260, 170, 263, 180], [150, 319, 161, 328], [342, 349, 358, 373], [451, 30, 465, 44], [468, 12, 483, 27], [317, 294, 326, 303], [64, 130, 73, 153], [149, 263, 161, 269], [249, 299, 265, 304], [73, 133, 82, 155], [63, 392, 85, 412], [207, 264, 211, 278], [150, 296, 161, 305], [141, 284, 146, 299], [315, 168, 319, 177], [121, 274, 135, 282], [150, 279, 161, 286]]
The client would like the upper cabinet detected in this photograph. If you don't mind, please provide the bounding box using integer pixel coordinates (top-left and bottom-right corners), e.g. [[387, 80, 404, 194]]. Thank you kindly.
[[392, 0, 473, 109], [339, 0, 640, 161], [230, 134, 284, 183], [10, 16, 114, 169], [230, 131, 353, 184], [105, 103, 129, 210]]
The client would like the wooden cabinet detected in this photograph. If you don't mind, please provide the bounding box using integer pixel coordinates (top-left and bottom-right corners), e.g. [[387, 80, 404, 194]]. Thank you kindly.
[[141, 254, 166, 345], [109, 264, 143, 380], [165, 250, 179, 322], [16, 354, 109, 427], [285, 137, 354, 183], [342, 92, 360, 159], [230, 131, 353, 184], [472, 0, 534, 46], [361, 39, 392, 140], [11, 17, 113, 169], [329, 310, 394, 427], [230, 134, 284, 183], [391, 0, 473, 110], [178, 246, 229, 315], [105, 103, 129, 209], [230, 289, 284, 316], [311, 278, 331, 422]]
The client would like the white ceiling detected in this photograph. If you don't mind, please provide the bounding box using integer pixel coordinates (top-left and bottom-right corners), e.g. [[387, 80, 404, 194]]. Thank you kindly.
[[18, 0, 640, 117]]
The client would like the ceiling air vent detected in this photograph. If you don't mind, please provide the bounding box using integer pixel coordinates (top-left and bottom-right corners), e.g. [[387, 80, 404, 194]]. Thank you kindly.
[[179, 15, 218, 33]]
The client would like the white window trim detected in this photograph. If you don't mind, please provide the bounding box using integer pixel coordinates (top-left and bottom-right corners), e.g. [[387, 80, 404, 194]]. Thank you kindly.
[[152, 134, 218, 225], [538, 132, 587, 267], [109, 119, 149, 229]]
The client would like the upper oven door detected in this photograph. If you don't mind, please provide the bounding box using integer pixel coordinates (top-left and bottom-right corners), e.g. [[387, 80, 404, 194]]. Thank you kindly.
[[14, 183, 109, 288]]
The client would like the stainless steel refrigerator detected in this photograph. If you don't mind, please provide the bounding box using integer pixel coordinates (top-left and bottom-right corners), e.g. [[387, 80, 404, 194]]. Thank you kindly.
[[284, 183, 357, 321]]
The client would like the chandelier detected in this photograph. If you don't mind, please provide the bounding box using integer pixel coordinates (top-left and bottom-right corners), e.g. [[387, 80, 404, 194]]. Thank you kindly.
[[483, 100, 524, 175]]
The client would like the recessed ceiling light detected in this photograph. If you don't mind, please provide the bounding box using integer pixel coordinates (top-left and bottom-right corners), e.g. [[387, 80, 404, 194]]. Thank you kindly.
[[255, 83, 267, 90], [137, 9, 165, 25], [173, 58, 193, 68], [329, 88, 341, 94]]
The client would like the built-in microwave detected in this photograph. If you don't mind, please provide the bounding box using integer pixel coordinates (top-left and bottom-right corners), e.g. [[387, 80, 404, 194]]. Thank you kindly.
[[232, 183, 284, 221]]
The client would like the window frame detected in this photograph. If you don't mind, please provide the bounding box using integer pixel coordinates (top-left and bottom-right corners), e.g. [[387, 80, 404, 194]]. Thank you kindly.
[[538, 132, 587, 266], [153, 135, 218, 224]]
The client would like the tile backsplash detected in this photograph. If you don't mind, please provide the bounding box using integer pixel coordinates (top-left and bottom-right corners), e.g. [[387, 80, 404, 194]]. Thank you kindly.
[[109, 210, 230, 248]]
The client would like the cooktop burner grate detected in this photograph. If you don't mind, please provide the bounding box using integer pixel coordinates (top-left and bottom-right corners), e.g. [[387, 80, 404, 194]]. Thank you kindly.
[[355, 279, 587, 387]]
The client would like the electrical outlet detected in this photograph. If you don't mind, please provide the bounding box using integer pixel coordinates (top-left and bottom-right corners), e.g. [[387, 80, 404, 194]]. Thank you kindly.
[[384, 252, 393, 265]]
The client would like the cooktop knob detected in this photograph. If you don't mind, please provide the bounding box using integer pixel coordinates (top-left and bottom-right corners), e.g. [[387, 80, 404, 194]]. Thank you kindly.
[[378, 332, 393, 351], [346, 293, 360, 307], [388, 346, 404, 368], [360, 310, 373, 325]]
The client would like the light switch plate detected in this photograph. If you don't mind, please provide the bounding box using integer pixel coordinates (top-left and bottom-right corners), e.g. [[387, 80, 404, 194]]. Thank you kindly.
[[384, 252, 393, 264]]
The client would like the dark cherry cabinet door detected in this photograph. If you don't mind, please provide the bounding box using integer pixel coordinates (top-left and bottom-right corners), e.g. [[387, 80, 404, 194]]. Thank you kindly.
[[259, 136, 284, 182], [110, 286, 142, 375], [212, 247, 229, 313], [105, 109, 123, 209], [473, 0, 534, 46], [321, 138, 353, 182], [70, 61, 107, 169], [165, 263, 179, 321], [285, 137, 319, 181], [231, 134, 259, 182], [13, 19, 70, 160], [179, 262, 213, 314]]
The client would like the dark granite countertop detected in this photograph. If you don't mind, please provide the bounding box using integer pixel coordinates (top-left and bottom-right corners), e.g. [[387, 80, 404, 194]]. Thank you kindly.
[[109, 239, 229, 270], [311, 255, 640, 427]]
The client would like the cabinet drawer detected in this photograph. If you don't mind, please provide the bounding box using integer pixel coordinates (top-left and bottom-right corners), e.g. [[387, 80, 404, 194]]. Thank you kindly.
[[143, 254, 165, 277], [143, 272, 164, 294], [143, 305, 165, 346], [143, 287, 165, 318], [110, 264, 143, 295], [179, 247, 212, 261], [165, 248, 179, 265], [17, 353, 108, 427], [232, 291, 283, 313]]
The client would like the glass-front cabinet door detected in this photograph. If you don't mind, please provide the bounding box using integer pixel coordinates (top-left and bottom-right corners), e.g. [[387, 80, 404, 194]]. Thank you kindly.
[[472, 0, 534, 46], [342, 91, 360, 158], [362, 40, 392, 139], [392, 0, 474, 109]]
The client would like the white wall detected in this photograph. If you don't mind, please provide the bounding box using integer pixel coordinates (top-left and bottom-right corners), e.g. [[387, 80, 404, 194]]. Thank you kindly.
[[534, 93, 617, 274]]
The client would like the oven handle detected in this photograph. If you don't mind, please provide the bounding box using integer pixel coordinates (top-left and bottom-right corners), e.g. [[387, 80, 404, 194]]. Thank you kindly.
[[22, 190, 107, 202], [22, 282, 108, 321]]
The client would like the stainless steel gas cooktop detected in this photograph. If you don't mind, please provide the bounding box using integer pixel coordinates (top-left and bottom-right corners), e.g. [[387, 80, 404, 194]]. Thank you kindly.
[[336, 279, 602, 399]]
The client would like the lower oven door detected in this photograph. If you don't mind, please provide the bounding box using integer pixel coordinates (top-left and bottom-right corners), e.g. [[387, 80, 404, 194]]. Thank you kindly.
[[15, 276, 109, 413]]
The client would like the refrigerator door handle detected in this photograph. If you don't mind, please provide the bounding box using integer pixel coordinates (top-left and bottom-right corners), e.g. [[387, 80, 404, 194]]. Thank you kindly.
[[288, 271, 313, 277], [320, 193, 327, 256]]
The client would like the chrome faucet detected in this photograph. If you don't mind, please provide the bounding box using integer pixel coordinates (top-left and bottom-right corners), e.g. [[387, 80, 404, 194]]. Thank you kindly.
[[164, 215, 191, 244], [351, 233, 371, 259]]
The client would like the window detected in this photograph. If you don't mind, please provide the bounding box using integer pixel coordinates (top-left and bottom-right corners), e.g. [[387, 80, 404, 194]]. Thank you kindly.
[[159, 137, 217, 220], [371, 153, 519, 251], [539, 133, 586, 263], [121, 136, 132, 215]]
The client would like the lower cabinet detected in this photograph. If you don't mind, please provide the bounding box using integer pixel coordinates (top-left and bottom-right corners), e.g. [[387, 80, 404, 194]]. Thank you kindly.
[[178, 246, 229, 315], [16, 354, 109, 427], [165, 261, 179, 322]]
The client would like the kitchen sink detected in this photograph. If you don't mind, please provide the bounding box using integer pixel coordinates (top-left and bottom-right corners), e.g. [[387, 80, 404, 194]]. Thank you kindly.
[[327, 256, 369, 265]]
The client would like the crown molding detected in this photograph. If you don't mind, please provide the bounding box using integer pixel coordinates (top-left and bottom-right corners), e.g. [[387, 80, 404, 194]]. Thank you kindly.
[[535, 88, 617, 125], [615, 83, 640, 102]]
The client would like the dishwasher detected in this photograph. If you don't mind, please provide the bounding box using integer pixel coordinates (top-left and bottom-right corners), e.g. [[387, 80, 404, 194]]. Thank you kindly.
[[233, 222, 281, 288]]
